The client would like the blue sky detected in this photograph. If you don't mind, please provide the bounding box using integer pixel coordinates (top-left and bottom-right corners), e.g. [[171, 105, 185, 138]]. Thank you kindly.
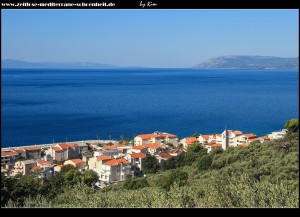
[[2, 9, 298, 68]]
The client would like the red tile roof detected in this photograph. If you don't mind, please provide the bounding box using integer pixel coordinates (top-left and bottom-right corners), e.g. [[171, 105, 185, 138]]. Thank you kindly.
[[161, 133, 178, 138], [15, 149, 25, 153], [131, 153, 146, 159], [67, 143, 78, 147], [1, 151, 18, 157], [208, 143, 222, 148], [32, 166, 42, 171], [209, 140, 216, 144], [200, 135, 211, 140], [23, 146, 41, 151], [243, 134, 257, 139], [261, 136, 270, 140], [159, 153, 172, 159], [184, 137, 198, 145], [52, 147, 62, 152], [37, 159, 52, 166], [70, 159, 84, 164], [103, 158, 130, 166], [138, 134, 158, 140], [233, 131, 243, 136], [102, 145, 118, 150], [96, 155, 113, 161], [240, 143, 249, 147], [132, 145, 147, 150], [58, 143, 69, 150], [250, 138, 260, 142], [144, 144, 161, 149]]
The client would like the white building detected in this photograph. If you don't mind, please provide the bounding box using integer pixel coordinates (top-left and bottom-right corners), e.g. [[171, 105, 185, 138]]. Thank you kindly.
[[268, 129, 287, 140], [134, 132, 179, 147]]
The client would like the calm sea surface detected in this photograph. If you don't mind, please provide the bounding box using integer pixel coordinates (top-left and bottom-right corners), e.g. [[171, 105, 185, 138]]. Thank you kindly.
[[1, 68, 299, 147]]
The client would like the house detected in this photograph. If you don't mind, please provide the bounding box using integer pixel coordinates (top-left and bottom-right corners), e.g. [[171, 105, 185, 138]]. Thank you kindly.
[[64, 158, 86, 171], [47, 143, 81, 162], [130, 152, 146, 174], [48, 146, 66, 162], [215, 134, 222, 144], [249, 137, 261, 144], [268, 129, 287, 140], [259, 135, 270, 143], [101, 158, 133, 183], [169, 148, 182, 156], [1, 151, 18, 167], [134, 134, 158, 146], [180, 137, 198, 150], [88, 155, 113, 178], [206, 143, 222, 153], [198, 135, 211, 144], [13, 159, 37, 176], [64, 143, 80, 159], [132, 145, 148, 154], [156, 152, 172, 164], [31, 159, 55, 179], [239, 143, 249, 147], [134, 132, 179, 147], [232, 133, 257, 147], [23, 146, 41, 159], [144, 143, 163, 155], [54, 164, 67, 174], [15, 149, 26, 159], [77, 143, 89, 157]]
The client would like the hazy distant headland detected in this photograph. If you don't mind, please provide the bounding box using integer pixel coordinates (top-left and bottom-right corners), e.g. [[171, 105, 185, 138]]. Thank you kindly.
[[1, 59, 147, 69], [2, 55, 299, 70], [194, 55, 299, 70]]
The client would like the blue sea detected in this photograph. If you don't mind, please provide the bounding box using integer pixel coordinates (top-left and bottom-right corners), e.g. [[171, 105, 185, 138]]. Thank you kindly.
[[1, 68, 299, 147]]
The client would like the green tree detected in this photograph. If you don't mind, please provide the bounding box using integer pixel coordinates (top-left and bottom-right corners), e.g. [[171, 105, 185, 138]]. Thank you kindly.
[[187, 143, 204, 153], [158, 169, 188, 191], [60, 164, 76, 174], [123, 177, 149, 190], [284, 119, 299, 133], [197, 155, 213, 171], [82, 170, 99, 187], [1, 172, 17, 207], [38, 174, 64, 199], [9, 174, 40, 206], [192, 132, 200, 138], [142, 154, 160, 174], [63, 169, 81, 187], [210, 147, 223, 156]]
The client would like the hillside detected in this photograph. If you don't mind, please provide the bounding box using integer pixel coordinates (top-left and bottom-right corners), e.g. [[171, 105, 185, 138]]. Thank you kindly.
[[3, 130, 298, 208], [194, 56, 299, 70], [1, 59, 122, 69]]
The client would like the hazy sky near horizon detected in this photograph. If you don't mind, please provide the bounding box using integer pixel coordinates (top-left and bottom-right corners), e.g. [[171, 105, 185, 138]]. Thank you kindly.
[[2, 9, 298, 68]]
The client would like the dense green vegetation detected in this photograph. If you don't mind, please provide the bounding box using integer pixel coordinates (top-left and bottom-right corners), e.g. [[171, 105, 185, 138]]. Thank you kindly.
[[142, 154, 160, 174], [2, 120, 299, 208], [285, 119, 299, 133], [1, 167, 99, 207]]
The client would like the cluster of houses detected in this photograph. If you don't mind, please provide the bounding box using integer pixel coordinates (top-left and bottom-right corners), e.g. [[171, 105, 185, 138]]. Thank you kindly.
[[1, 129, 287, 187]]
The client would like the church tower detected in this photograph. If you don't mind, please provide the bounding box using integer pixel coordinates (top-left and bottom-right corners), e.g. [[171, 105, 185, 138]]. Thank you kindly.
[[221, 127, 229, 150]]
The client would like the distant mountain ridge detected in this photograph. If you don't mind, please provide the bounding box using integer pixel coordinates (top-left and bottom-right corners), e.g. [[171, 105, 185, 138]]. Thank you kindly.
[[1, 59, 125, 69], [194, 56, 299, 70]]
